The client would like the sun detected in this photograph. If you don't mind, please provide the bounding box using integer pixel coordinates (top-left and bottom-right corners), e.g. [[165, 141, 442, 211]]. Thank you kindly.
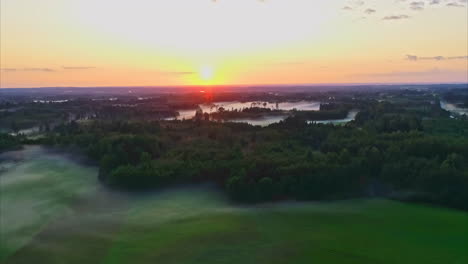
[[190, 64, 222, 86], [199, 65, 214, 82]]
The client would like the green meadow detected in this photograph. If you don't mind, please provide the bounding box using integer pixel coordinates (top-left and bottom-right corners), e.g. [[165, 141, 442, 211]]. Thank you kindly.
[[1, 147, 467, 264]]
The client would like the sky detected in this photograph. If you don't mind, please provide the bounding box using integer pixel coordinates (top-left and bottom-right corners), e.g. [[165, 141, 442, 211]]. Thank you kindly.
[[1, 0, 467, 88]]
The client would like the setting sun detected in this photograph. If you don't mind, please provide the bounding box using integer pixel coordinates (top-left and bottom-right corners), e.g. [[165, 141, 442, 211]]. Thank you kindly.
[[199, 65, 214, 82]]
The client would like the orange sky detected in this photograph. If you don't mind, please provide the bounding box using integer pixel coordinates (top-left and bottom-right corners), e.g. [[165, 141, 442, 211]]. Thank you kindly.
[[1, 0, 467, 88]]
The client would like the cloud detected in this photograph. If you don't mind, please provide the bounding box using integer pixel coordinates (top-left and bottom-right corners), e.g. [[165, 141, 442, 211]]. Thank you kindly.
[[406, 54, 468, 61], [62, 66, 96, 70], [351, 0, 365, 7], [25, 68, 55, 72], [1, 68, 17, 72], [409, 1, 425, 10], [404, 0, 466, 8], [342, 0, 366, 11], [3, 66, 97, 72], [344, 0, 466, 21], [382, 15, 410, 20], [406, 55, 418, 61], [447, 2, 465, 7], [1, 68, 55, 72]]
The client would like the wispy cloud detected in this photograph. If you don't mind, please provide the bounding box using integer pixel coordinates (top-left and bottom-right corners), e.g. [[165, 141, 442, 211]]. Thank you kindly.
[[351, 0, 365, 7], [1, 67, 55, 72], [2, 66, 97, 72], [406, 54, 468, 61], [1, 68, 17, 72], [344, 0, 465, 21], [342, 0, 365, 11], [409, 1, 425, 10], [24, 68, 55, 72], [62, 66, 96, 70], [447, 2, 465, 7], [383, 15, 410, 20]]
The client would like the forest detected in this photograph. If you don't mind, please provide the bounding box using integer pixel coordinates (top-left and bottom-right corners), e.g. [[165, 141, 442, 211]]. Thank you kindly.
[[31, 99, 468, 210], [1, 87, 467, 211]]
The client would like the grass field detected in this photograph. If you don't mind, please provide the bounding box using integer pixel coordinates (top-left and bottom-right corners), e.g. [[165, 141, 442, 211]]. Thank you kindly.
[[1, 147, 467, 264]]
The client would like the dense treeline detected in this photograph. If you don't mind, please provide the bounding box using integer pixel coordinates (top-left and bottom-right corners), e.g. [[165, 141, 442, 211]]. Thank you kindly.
[[43, 100, 468, 210], [0, 104, 66, 133], [0, 133, 22, 152], [293, 103, 350, 121], [295, 108, 349, 121]]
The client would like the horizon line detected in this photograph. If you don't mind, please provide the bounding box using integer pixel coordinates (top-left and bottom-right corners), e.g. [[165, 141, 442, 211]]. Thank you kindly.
[[2, 81, 468, 89]]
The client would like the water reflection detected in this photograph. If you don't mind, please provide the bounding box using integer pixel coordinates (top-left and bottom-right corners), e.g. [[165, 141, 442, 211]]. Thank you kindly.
[[166, 101, 320, 121], [440, 101, 468, 116], [309, 110, 359, 125], [227, 115, 289, 127], [169, 101, 358, 126], [199, 100, 320, 112]]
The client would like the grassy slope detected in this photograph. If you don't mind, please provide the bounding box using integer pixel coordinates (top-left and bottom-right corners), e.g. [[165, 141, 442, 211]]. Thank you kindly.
[[1, 148, 467, 264], [5, 196, 467, 264], [101, 199, 467, 264]]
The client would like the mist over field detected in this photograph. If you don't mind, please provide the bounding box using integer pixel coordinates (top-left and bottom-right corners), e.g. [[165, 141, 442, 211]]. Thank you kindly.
[[0, 146, 100, 257], [0, 146, 239, 261], [1, 146, 467, 264]]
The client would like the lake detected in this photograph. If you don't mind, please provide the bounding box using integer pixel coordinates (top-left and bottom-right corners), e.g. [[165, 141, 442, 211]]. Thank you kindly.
[[170, 101, 357, 126], [171, 100, 320, 119]]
